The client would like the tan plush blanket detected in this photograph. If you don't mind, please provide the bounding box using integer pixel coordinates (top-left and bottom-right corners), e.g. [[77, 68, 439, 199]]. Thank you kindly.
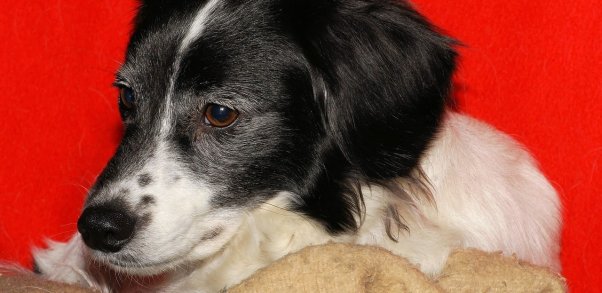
[[0, 244, 566, 292]]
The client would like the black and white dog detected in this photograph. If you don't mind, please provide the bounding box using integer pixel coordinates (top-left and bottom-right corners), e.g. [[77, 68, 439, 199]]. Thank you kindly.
[[34, 0, 561, 291]]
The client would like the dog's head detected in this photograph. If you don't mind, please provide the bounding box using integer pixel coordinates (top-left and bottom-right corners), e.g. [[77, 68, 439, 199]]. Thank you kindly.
[[77, 0, 455, 275]]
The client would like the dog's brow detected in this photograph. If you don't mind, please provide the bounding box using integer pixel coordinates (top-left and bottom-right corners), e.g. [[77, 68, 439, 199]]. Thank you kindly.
[[161, 0, 221, 137], [113, 70, 127, 84], [179, 0, 221, 54]]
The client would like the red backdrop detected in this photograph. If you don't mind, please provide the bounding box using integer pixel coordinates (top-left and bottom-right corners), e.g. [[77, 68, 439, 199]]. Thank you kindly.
[[0, 0, 600, 291]]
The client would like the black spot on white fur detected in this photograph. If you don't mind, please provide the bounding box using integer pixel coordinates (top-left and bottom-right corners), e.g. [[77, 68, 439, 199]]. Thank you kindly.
[[200, 227, 223, 241], [138, 173, 153, 187], [32, 260, 41, 274], [136, 213, 153, 232], [139, 195, 156, 207]]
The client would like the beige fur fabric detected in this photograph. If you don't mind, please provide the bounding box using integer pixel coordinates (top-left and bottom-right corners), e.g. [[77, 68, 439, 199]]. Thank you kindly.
[[0, 273, 94, 293], [437, 249, 566, 292], [229, 244, 440, 293], [0, 244, 566, 292], [229, 244, 566, 293]]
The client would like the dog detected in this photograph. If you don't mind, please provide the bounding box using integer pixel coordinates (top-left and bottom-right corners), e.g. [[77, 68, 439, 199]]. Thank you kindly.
[[32, 0, 561, 292]]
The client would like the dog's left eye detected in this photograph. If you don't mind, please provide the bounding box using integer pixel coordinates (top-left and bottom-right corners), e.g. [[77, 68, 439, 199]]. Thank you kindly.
[[203, 104, 239, 128]]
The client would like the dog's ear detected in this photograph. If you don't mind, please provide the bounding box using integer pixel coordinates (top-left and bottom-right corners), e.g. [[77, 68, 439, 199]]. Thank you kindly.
[[285, 0, 457, 180]]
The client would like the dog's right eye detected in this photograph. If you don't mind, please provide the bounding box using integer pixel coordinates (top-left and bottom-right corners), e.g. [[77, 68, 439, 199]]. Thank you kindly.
[[118, 86, 136, 117], [119, 87, 135, 109]]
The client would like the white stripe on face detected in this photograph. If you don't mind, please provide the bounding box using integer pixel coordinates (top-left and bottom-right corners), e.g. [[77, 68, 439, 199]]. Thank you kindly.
[[112, 0, 228, 268], [161, 0, 222, 136], [179, 0, 222, 54]]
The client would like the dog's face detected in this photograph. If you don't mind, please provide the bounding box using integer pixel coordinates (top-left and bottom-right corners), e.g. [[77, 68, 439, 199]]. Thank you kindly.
[[77, 0, 455, 275]]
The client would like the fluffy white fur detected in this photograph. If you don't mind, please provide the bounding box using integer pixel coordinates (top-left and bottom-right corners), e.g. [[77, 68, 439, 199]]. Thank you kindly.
[[34, 112, 561, 292]]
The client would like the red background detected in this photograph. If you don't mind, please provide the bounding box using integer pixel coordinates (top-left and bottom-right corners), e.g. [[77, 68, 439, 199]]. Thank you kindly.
[[0, 0, 600, 291]]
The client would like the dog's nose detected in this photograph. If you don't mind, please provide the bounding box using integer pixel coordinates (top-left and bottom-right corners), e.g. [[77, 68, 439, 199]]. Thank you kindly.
[[77, 206, 136, 253]]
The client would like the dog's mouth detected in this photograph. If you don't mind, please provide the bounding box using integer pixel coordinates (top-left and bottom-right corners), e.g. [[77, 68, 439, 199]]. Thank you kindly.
[[81, 234, 196, 276], [89, 257, 171, 292], [86, 225, 230, 276], [108, 255, 180, 270], [95, 252, 190, 276]]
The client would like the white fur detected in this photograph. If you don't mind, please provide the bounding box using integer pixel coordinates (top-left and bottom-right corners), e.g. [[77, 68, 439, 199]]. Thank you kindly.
[[84, 139, 246, 278], [179, 0, 221, 54], [34, 112, 561, 292]]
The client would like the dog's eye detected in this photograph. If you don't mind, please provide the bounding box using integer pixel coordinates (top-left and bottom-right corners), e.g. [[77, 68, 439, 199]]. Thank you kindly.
[[203, 104, 239, 128], [118, 86, 136, 111]]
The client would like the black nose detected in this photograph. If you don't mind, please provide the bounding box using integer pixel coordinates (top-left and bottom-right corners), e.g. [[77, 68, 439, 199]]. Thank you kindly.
[[77, 206, 136, 253]]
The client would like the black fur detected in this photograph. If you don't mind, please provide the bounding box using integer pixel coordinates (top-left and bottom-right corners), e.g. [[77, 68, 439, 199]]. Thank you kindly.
[[32, 260, 41, 274], [86, 0, 455, 236], [279, 0, 456, 232]]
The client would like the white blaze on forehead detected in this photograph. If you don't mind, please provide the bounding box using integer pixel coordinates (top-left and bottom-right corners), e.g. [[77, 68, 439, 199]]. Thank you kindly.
[[179, 0, 222, 54], [161, 0, 222, 136]]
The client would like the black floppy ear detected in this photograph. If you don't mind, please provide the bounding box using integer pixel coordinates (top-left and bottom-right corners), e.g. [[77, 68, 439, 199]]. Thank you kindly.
[[287, 0, 457, 180]]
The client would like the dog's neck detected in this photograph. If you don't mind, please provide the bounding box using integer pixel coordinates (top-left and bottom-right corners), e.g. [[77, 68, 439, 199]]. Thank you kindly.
[[140, 137, 457, 292], [160, 196, 340, 292], [160, 183, 448, 292]]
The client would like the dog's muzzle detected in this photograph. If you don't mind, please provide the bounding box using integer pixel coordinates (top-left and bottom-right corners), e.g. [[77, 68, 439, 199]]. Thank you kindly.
[[77, 206, 136, 253]]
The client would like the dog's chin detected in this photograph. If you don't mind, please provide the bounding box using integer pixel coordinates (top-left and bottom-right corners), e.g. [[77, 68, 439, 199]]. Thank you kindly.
[[106, 257, 184, 276], [83, 215, 244, 278], [86, 237, 232, 277], [87, 249, 190, 277]]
